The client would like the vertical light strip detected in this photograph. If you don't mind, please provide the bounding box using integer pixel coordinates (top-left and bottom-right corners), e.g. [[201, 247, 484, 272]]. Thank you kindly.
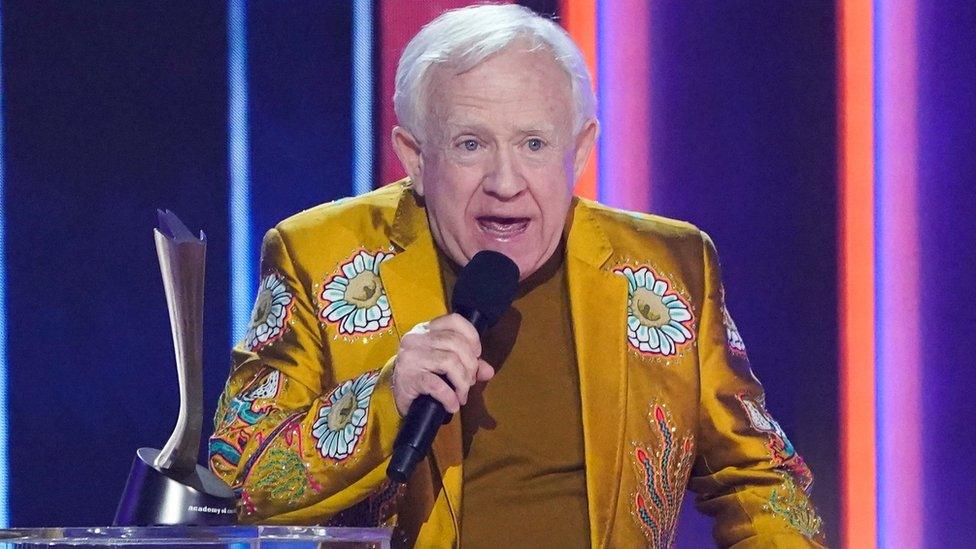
[[596, 0, 651, 212], [351, 0, 374, 196], [838, 1, 876, 546], [0, 2, 8, 529], [875, 0, 921, 547], [559, 0, 598, 201], [228, 0, 253, 343]]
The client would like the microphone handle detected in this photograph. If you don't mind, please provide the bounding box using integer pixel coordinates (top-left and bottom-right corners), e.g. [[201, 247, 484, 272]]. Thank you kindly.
[[386, 308, 489, 484]]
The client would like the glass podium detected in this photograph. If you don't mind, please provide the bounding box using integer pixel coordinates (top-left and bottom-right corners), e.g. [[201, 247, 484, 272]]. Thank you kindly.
[[0, 526, 391, 548]]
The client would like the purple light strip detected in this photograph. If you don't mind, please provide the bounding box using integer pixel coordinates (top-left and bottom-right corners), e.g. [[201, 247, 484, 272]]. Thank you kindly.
[[875, 0, 922, 546]]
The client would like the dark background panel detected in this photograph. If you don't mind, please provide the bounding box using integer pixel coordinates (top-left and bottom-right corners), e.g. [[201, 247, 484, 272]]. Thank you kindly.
[[248, 0, 355, 243], [4, 1, 228, 526], [648, 3, 840, 545], [917, 2, 976, 545]]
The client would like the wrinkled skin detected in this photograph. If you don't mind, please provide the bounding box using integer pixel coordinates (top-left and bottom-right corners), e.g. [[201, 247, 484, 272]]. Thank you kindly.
[[392, 41, 598, 280]]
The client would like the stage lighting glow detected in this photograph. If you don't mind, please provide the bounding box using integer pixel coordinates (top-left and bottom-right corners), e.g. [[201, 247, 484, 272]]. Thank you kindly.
[[228, 0, 254, 343], [351, 0, 374, 196]]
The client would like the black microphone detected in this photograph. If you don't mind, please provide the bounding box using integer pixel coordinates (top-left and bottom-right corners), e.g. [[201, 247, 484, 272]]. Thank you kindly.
[[387, 250, 520, 484]]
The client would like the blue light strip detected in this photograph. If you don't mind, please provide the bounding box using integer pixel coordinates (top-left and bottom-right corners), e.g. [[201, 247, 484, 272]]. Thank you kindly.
[[228, 0, 253, 343], [0, 2, 8, 530], [351, 0, 374, 196]]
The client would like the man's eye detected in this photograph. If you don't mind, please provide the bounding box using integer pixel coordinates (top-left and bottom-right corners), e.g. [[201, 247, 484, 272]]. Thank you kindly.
[[460, 140, 479, 152], [526, 138, 544, 152]]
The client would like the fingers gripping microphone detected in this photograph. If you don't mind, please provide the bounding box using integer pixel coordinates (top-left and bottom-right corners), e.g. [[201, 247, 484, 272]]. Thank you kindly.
[[387, 250, 519, 483]]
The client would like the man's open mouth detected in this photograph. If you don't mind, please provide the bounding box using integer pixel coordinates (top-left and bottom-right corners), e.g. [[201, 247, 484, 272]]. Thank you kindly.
[[476, 216, 530, 240]]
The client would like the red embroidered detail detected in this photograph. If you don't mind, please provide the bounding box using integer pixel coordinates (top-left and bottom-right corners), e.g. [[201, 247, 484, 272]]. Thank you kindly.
[[633, 403, 695, 547], [736, 393, 814, 492]]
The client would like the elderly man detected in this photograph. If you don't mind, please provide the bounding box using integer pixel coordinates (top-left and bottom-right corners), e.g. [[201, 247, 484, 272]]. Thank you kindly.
[[209, 5, 824, 548]]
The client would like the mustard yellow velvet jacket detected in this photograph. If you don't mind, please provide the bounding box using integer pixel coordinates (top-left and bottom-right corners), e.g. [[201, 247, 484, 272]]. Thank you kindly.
[[209, 180, 826, 548]]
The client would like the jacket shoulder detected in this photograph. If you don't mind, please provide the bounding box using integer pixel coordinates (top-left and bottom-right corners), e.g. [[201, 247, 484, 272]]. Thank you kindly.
[[578, 198, 704, 252], [275, 181, 404, 238], [262, 182, 407, 276]]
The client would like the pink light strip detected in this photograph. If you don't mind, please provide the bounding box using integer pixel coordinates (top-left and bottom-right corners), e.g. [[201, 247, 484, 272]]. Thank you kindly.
[[597, 0, 651, 212], [876, 0, 922, 546]]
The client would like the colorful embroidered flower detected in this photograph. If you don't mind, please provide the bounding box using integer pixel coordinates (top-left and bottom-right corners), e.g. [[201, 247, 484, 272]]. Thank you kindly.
[[244, 272, 295, 351], [737, 393, 814, 492], [633, 403, 695, 547], [614, 265, 695, 356], [312, 370, 380, 461], [318, 250, 395, 335], [723, 306, 747, 356]]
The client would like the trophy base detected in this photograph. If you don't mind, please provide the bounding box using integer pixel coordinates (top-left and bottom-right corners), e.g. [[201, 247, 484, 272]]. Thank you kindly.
[[114, 447, 238, 526]]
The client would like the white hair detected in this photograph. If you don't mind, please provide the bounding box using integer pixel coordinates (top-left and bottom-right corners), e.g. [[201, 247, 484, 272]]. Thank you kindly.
[[393, 4, 596, 141]]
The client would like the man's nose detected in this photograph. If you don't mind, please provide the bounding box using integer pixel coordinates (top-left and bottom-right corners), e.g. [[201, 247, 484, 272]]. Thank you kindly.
[[482, 148, 527, 200]]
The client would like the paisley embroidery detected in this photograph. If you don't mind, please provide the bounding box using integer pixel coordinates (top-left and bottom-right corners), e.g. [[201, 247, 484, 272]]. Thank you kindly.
[[312, 370, 380, 461], [736, 393, 814, 491], [251, 417, 323, 507], [209, 369, 283, 472], [318, 249, 395, 336], [243, 272, 295, 351], [633, 403, 695, 548], [765, 476, 823, 540], [614, 265, 695, 358]]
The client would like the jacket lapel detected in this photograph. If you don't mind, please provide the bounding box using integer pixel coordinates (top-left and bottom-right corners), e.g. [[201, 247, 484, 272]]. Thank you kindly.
[[378, 185, 464, 536], [565, 200, 629, 548]]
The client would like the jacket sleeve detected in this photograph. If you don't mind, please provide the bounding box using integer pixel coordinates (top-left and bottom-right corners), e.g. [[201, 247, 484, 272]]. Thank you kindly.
[[688, 231, 826, 548], [208, 228, 404, 525]]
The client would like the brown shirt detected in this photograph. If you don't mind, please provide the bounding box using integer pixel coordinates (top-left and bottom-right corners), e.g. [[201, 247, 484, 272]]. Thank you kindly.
[[439, 248, 590, 548]]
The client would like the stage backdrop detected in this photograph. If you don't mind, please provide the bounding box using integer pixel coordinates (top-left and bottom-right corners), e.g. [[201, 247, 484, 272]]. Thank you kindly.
[[8, 2, 973, 547]]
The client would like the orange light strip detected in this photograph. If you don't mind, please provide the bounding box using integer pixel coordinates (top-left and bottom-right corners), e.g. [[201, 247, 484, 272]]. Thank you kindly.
[[837, 1, 877, 547], [559, 0, 598, 200]]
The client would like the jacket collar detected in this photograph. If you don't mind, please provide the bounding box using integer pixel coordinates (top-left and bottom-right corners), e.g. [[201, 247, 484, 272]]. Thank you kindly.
[[382, 184, 628, 547]]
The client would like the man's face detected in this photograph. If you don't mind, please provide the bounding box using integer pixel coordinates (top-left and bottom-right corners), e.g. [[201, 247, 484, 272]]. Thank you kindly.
[[394, 44, 596, 279]]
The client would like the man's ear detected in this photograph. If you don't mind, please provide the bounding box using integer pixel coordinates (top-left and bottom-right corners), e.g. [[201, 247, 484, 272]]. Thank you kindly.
[[572, 118, 600, 182], [391, 126, 425, 195]]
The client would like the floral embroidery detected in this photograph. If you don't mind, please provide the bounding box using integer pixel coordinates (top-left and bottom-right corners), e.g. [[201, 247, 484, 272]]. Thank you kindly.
[[209, 369, 282, 472], [312, 370, 380, 460], [633, 403, 695, 548], [243, 272, 295, 351], [723, 305, 747, 357], [614, 265, 695, 357], [318, 250, 395, 336], [737, 393, 814, 492], [765, 476, 823, 540]]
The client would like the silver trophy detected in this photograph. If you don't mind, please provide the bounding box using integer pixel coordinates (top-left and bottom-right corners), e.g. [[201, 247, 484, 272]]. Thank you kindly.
[[114, 210, 237, 526]]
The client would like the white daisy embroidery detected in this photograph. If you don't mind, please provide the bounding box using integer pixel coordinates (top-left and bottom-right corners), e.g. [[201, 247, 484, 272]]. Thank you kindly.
[[318, 250, 395, 335], [312, 371, 380, 461], [244, 272, 295, 351], [614, 265, 695, 357]]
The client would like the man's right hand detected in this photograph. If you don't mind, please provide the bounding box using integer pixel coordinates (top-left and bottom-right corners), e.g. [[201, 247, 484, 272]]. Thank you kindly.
[[390, 313, 495, 416]]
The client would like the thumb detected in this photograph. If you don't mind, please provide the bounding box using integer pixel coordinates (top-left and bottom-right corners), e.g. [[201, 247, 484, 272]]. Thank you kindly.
[[476, 359, 495, 382]]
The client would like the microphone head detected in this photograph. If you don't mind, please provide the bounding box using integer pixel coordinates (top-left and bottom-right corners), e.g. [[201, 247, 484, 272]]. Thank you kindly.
[[451, 250, 520, 329]]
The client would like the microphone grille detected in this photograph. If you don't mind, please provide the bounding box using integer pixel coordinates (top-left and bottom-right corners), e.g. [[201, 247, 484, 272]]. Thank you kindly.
[[451, 250, 520, 327]]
